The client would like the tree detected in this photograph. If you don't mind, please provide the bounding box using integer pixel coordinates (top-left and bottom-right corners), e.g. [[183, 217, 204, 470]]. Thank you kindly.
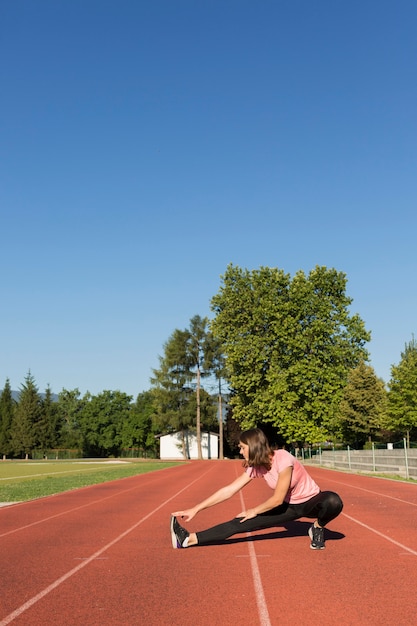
[[338, 361, 387, 448], [120, 390, 157, 456], [10, 372, 42, 458], [187, 387, 218, 432], [56, 388, 85, 450], [37, 385, 59, 454], [79, 390, 133, 457], [151, 315, 220, 458], [184, 315, 219, 458], [224, 406, 242, 458], [151, 337, 196, 459], [387, 336, 417, 447], [211, 264, 370, 443], [0, 378, 15, 458]]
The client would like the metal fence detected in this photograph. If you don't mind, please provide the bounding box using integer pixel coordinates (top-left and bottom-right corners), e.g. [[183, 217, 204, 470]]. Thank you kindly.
[[301, 440, 417, 480]]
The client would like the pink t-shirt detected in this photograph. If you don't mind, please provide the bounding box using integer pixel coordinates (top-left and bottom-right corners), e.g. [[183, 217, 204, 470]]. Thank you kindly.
[[246, 449, 320, 504]]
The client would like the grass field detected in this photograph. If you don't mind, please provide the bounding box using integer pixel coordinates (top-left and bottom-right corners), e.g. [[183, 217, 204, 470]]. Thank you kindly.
[[0, 459, 181, 504]]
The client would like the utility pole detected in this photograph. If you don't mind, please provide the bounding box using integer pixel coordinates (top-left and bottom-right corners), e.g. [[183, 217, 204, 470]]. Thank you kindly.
[[218, 377, 224, 460], [196, 362, 202, 459]]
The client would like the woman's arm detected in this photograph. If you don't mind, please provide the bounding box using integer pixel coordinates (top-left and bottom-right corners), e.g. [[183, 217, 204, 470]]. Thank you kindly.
[[237, 465, 293, 522], [172, 471, 252, 521]]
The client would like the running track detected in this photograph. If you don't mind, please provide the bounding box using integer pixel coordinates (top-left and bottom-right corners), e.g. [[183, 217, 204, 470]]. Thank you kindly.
[[1, 462, 416, 625]]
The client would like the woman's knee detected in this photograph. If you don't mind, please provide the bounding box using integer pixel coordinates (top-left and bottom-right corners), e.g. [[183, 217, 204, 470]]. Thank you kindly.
[[325, 491, 344, 515]]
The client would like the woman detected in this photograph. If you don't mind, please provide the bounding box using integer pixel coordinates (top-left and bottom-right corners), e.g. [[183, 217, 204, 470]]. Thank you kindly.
[[171, 428, 343, 550]]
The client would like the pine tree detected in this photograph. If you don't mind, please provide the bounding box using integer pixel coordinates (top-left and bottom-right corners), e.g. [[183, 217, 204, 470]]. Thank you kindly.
[[10, 372, 42, 458], [151, 315, 221, 458], [38, 386, 59, 454], [0, 378, 16, 458], [151, 343, 196, 459]]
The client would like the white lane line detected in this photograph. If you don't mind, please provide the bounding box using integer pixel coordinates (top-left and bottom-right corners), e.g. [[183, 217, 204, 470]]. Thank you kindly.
[[0, 468, 181, 538], [239, 491, 272, 626], [0, 468, 212, 625], [314, 474, 417, 507], [342, 512, 417, 556], [0, 482, 148, 538]]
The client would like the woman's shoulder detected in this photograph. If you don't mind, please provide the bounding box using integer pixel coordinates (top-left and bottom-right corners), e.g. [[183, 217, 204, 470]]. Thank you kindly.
[[273, 448, 293, 458], [272, 448, 295, 466]]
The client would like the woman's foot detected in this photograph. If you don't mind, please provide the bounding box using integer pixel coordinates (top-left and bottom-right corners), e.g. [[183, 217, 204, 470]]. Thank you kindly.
[[308, 524, 325, 549]]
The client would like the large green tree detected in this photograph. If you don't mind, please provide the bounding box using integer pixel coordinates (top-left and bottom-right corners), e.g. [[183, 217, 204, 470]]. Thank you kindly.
[[211, 264, 370, 443], [386, 337, 417, 446], [338, 361, 387, 447]]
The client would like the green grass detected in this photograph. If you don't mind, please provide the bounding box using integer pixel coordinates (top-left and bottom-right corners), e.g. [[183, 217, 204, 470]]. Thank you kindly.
[[360, 471, 417, 482], [0, 459, 181, 503]]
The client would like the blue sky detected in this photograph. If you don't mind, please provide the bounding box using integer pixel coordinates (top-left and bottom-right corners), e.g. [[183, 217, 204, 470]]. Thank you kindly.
[[1, 0, 416, 398]]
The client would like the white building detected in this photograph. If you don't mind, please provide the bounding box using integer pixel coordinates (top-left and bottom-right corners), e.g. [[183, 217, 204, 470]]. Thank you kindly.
[[159, 431, 219, 460]]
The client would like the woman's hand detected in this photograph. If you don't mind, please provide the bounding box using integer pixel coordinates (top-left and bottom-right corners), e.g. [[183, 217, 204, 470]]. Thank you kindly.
[[237, 508, 257, 523], [171, 508, 198, 522]]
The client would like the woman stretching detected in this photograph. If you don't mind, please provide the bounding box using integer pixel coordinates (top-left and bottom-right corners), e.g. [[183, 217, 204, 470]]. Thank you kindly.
[[171, 428, 343, 550]]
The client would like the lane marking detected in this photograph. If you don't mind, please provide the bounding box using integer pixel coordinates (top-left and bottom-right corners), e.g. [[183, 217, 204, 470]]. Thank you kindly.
[[342, 484, 417, 506], [342, 512, 417, 556], [74, 557, 109, 561], [313, 473, 417, 507], [0, 468, 212, 625], [239, 491, 272, 626], [0, 468, 185, 538], [235, 554, 270, 558], [0, 480, 152, 538]]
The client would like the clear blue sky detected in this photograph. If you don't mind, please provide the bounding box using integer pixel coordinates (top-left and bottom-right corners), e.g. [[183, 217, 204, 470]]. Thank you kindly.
[[1, 0, 416, 398]]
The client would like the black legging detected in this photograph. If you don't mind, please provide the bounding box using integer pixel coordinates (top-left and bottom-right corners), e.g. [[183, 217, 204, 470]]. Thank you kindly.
[[196, 491, 343, 545]]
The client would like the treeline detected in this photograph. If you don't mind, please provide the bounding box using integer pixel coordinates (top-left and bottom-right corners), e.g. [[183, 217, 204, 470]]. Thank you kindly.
[[1, 265, 417, 459], [0, 314, 223, 460], [0, 368, 227, 460], [0, 376, 156, 459]]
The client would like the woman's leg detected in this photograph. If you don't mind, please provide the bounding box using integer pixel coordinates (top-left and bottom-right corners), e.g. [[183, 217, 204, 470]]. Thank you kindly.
[[195, 502, 300, 545], [193, 491, 343, 546], [294, 491, 343, 527]]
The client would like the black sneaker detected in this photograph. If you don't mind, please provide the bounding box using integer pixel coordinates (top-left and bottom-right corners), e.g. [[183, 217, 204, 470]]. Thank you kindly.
[[170, 515, 190, 549], [308, 524, 325, 550]]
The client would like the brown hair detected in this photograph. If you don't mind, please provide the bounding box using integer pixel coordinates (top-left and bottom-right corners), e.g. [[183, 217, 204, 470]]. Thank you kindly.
[[239, 428, 273, 471]]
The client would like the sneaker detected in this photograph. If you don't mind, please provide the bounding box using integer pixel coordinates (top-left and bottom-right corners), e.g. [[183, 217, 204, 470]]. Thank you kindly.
[[308, 524, 325, 550], [170, 515, 190, 549]]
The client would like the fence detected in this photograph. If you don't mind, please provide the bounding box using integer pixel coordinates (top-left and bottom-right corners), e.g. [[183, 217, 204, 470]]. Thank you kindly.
[[301, 440, 417, 480], [31, 449, 82, 460], [119, 448, 158, 459]]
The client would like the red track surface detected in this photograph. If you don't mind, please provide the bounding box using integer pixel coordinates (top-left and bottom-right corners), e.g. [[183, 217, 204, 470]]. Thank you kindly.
[[1, 461, 417, 625]]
